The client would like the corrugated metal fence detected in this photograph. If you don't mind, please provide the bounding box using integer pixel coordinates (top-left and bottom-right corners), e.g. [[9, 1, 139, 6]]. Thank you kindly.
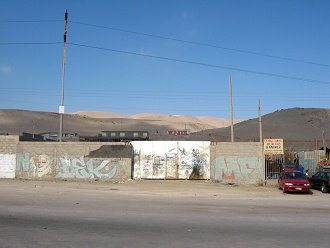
[[265, 150, 326, 181]]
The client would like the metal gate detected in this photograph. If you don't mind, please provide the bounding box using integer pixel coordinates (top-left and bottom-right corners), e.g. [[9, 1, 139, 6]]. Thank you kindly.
[[132, 141, 211, 180], [265, 150, 297, 180], [265, 154, 284, 180]]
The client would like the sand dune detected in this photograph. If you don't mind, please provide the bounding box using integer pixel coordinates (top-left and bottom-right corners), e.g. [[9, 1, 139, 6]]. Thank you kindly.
[[1, 108, 329, 151]]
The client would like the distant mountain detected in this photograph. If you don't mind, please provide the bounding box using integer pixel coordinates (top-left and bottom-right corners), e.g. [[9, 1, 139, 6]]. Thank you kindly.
[[0, 109, 237, 139], [192, 108, 330, 150], [1, 108, 329, 150], [73, 111, 240, 129]]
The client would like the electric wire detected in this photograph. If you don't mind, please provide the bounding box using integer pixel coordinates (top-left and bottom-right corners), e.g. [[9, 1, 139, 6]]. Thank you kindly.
[[0, 42, 62, 45], [1, 19, 328, 67], [0, 87, 330, 100], [0, 20, 62, 23], [68, 42, 330, 85], [70, 20, 330, 68]]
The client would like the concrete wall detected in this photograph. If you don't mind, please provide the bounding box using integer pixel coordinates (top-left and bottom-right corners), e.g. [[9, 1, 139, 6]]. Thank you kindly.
[[211, 142, 264, 184], [132, 141, 210, 180], [1, 136, 264, 184], [0, 135, 19, 178], [15, 142, 132, 181]]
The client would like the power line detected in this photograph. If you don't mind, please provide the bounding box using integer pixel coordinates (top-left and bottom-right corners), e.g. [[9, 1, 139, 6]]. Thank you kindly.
[[0, 98, 288, 113], [1, 18, 328, 67], [70, 20, 330, 68], [1, 88, 329, 99], [0, 42, 62, 45], [0, 20, 62, 23], [68, 42, 330, 85]]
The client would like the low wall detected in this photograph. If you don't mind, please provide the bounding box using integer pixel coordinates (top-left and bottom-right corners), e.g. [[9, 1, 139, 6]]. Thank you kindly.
[[15, 142, 133, 181], [0, 135, 19, 178], [0, 136, 264, 184], [211, 142, 264, 184]]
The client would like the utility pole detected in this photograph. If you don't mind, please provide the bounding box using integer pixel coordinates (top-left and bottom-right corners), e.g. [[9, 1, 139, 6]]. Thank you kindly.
[[229, 75, 234, 142], [59, 10, 68, 142], [322, 130, 326, 158], [258, 98, 263, 143]]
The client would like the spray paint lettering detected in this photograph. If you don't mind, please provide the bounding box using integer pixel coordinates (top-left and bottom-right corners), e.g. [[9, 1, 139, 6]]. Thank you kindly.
[[57, 157, 117, 179], [215, 156, 262, 183]]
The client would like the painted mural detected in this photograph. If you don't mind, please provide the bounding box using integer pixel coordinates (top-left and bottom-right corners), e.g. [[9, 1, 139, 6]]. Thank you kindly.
[[0, 154, 16, 178], [16, 153, 53, 178], [30, 154, 53, 177], [214, 156, 263, 184], [132, 141, 210, 180], [15, 153, 129, 180]]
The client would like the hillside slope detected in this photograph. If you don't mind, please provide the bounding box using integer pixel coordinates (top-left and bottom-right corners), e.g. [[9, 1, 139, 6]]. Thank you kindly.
[[0, 109, 233, 138], [1, 108, 329, 148], [193, 108, 330, 143]]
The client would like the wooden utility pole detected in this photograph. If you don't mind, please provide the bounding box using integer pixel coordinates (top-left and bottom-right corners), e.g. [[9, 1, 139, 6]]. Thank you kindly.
[[229, 75, 234, 142], [59, 10, 68, 142], [322, 130, 326, 158], [258, 98, 263, 143]]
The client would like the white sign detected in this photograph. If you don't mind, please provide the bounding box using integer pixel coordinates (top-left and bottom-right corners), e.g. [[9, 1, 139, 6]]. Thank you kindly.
[[59, 105, 65, 114], [264, 139, 284, 155]]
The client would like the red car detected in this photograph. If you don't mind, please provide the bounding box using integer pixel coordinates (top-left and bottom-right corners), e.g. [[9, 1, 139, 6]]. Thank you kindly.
[[278, 170, 310, 193]]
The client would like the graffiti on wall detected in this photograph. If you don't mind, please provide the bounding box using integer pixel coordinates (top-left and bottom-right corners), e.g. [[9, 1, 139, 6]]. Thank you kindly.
[[16, 153, 30, 172], [0, 154, 16, 178], [178, 147, 209, 179], [132, 141, 210, 180], [215, 156, 262, 183], [30, 154, 53, 177], [57, 157, 117, 179], [16, 153, 53, 178], [139, 154, 166, 179], [165, 153, 177, 179], [16, 153, 123, 180]]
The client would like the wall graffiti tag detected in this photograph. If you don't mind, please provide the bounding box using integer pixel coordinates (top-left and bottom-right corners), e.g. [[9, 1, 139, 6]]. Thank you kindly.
[[57, 157, 117, 179], [178, 147, 209, 179], [215, 156, 262, 183]]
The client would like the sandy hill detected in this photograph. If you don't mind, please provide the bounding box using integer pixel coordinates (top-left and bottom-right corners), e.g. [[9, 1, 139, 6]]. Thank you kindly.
[[192, 108, 330, 150], [1, 108, 329, 150], [0, 109, 235, 138], [73, 111, 238, 129]]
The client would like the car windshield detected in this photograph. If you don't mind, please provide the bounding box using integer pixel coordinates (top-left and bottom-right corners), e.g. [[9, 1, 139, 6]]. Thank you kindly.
[[283, 172, 306, 179]]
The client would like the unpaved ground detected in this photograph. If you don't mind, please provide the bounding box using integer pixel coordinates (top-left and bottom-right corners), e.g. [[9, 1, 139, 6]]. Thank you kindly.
[[0, 179, 329, 248]]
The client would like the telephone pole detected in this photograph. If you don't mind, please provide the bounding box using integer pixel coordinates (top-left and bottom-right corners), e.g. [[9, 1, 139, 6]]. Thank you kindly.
[[229, 75, 234, 142], [258, 98, 263, 143], [59, 10, 68, 142]]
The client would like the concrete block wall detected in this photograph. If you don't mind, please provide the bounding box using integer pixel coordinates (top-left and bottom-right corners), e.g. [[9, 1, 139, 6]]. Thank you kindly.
[[0, 135, 19, 178], [1, 136, 265, 184], [15, 142, 133, 181], [211, 142, 264, 185]]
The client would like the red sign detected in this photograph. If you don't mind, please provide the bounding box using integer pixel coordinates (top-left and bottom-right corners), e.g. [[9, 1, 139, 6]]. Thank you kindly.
[[168, 130, 190, 136]]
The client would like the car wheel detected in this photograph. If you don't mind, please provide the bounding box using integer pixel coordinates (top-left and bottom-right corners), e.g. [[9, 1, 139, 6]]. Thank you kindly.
[[321, 183, 328, 193]]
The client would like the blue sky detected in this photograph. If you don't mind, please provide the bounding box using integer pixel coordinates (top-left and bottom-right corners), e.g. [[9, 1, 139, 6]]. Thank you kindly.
[[1, 0, 329, 119]]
